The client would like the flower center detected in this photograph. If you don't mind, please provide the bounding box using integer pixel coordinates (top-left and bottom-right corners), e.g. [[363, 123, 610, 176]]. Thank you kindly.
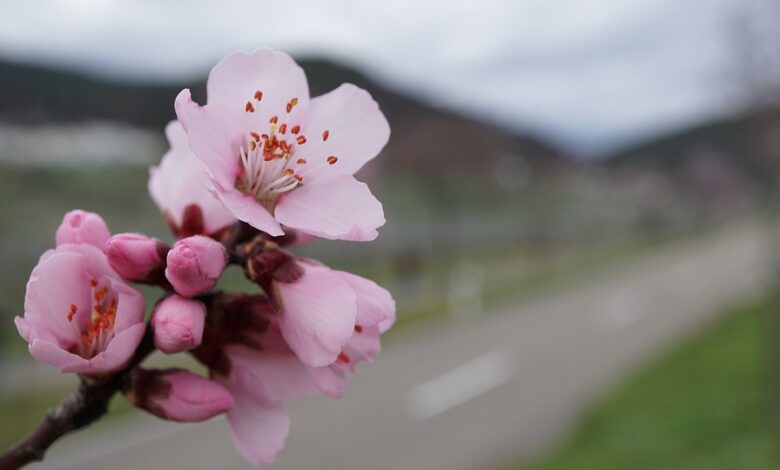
[[66, 277, 118, 358], [236, 91, 339, 212]]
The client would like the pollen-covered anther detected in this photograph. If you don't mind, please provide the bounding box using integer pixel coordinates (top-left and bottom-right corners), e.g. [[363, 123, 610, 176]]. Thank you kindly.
[[67, 304, 78, 322], [322, 130, 330, 141], [291, 125, 300, 135], [296, 135, 307, 145], [245, 102, 255, 113], [286, 97, 299, 113], [327, 156, 338, 165]]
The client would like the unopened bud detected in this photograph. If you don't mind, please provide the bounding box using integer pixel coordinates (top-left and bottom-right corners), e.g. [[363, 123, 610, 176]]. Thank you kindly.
[[165, 236, 227, 297], [152, 295, 206, 354], [127, 368, 234, 422], [105, 233, 169, 283], [55, 210, 110, 249]]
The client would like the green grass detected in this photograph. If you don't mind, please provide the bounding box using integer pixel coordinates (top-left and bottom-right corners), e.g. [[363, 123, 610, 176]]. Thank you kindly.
[[517, 297, 780, 470]]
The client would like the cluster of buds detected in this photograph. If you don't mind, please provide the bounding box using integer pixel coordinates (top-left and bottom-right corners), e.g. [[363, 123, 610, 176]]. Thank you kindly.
[[14, 48, 393, 466]]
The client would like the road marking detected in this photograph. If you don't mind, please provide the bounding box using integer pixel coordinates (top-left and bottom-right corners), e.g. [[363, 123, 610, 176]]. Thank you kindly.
[[405, 349, 515, 420]]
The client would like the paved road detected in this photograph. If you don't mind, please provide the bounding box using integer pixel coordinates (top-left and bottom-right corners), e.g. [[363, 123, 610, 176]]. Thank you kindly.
[[35, 223, 771, 470]]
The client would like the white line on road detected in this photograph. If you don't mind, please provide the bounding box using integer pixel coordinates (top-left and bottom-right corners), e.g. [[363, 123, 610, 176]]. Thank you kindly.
[[405, 349, 516, 421]]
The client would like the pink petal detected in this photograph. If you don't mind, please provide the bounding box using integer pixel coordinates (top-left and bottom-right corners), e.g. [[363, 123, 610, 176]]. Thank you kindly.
[[29, 339, 88, 372], [174, 89, 243, 189], [62, 323, 147, 374], [300, 83, 390, 177], [149, 121, 236, 234], [206, 49, 310, 131], [111, 279, 146, 332], [226, 393, 290, 466], [335, 271, 395, 328], [275, 266, 357, 367], [24, 249, 93, 344], [275, 175, 385, 241], [212, 186, 284, 236]]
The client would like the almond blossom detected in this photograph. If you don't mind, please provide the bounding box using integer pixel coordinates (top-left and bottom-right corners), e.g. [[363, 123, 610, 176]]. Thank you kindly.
[[15, 243, 146, 375], [174, 49, 389, 241]]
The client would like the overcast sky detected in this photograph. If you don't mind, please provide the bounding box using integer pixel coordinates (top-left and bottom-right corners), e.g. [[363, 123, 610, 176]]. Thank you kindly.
[[0, 0, 768, 156]]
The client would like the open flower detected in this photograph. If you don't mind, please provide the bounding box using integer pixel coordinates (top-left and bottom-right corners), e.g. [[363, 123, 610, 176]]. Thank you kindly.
[[175, 49, 389, 241], [149, 121, 237, 238], [15, 244, 146, 375]]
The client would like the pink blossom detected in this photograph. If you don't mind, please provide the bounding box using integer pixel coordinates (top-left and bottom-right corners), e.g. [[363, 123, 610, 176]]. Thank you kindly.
[[175, 49, 389, 241], [127, 368, 234, 422], [15, 244, 146, 375], [272, 263, 358, 367], [104, 233, 169, 284], [149, 121, 237, 238], [152, 295, 206, 354], [165, 235, 227, 297], [55, 210, 111, 249], [207, 302, 343, 465]]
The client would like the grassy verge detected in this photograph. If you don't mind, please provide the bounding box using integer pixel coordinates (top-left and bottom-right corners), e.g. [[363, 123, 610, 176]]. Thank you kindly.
[[517, 297, 780, 470]]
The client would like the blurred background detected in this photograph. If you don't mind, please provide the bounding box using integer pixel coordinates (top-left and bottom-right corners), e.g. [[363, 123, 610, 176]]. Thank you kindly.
[[1, 0, 780, 468]]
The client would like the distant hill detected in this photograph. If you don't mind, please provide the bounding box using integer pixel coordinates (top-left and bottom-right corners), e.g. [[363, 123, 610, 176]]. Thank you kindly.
[[0, 57, 568, 179], [606, 111, 780, 192]]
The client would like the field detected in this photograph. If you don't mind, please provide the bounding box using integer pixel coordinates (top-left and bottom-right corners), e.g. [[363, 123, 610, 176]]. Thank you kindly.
[[520, 297, 780, 470]]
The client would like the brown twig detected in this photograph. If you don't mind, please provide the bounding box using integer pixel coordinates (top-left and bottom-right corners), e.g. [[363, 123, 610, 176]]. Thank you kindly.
[[0, 326, 155, 470]]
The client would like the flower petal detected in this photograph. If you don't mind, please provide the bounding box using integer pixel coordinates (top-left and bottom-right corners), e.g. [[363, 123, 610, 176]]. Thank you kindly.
[[335, 271, 395, 328], [301, 83, 390, 177], [174, 89, 243, 189], [276, 266, 357, 367], [149, 121, 236, 235], [226, 393, 290, 466], [215, 186, 284, 236], [29, 339, 89, 372], [275, 175, 384, 241], [62, 323, 146, 374], [207, 49, 310, 131]]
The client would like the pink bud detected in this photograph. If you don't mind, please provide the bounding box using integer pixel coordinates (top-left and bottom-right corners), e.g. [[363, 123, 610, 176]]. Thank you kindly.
[[152, 295, 206, 353], [165, 235, 227, 297], [127, 369, 234, 422], [55, 210, 110, 249], [105, 233, 169, 283]]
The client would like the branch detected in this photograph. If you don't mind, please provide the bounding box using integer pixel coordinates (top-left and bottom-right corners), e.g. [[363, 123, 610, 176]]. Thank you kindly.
[[0, 326, 155, 470]]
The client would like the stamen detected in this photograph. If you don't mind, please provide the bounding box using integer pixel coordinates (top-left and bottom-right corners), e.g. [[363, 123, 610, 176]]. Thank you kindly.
[[286, 97, 299, 113], [67, 304, 78, 322]]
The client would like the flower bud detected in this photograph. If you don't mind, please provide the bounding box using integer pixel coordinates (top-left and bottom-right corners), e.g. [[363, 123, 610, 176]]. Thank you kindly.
[[55, 210, 110, 249], [127, 368, 234, 422], [152, 295, 206, 354], [165, 235, 227, 297], [105, 233, 169, 284]]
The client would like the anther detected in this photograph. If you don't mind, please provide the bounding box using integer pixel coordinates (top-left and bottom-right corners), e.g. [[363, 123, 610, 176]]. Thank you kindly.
[[322, 130, 330, 141], [291, 125, 300, 134], [279, 123, 287, 134], [296, 135, 307, 145], [250, 132, 260, 142], [296, 158, 307, 165], [245, 102, 255, 113], [327, 156, 338, 165], [270, 115, 278, 124], [354, 324, 363, 333], [254, 90, 263, 101]]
